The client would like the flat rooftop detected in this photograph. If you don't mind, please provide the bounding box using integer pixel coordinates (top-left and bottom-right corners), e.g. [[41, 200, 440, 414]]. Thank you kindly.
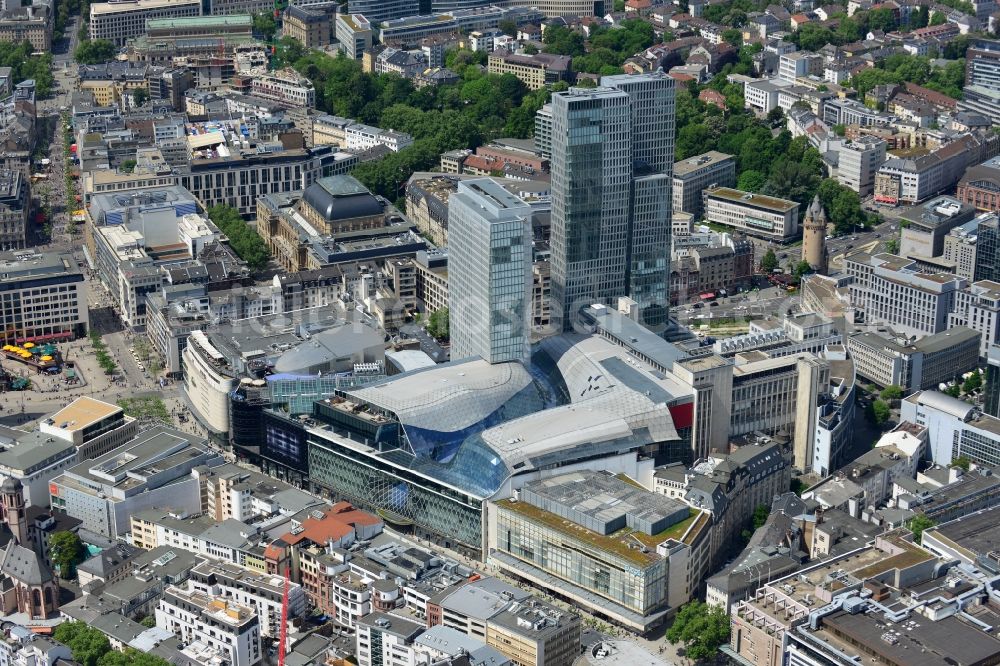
[[673, 150, 734, 177], [146, 15, 252, 29], [43, 397, 120, 433], [496, 497, 699, 567], [90, 0, 200, 14], [705, 187, 798, 212], [924, 506, 1000, 561], [0, 252, 79, 282], [818, 606, 1000, 666]]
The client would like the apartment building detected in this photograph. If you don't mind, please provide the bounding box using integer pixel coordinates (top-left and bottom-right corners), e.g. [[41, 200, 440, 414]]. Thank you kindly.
[[249, 68, 316, 109], [846, 252, 967, 337], [0, 5, 50, 52], [702, 187, 799, 242], [0, 251, 87, 345], [487, 52, 572, 90], [156, 587, 261, 666], [334, 13, 371, 59], [959, 154, 1000, 212], [344, 124, 414, 152], [310, 114, 353, 147], [282, 5, 331, 48], [89, 0, 202, 47], [188, 560, 306, 638], [875, 132, 999, 205], [356, 613, 424, 666], [672, 151, 736, 218]]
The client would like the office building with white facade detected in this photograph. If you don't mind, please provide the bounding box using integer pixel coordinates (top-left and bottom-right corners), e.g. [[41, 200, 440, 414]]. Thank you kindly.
[[902, 390, 1000, 467], [836, 136, 887, 196], [335, 13, 372, 60], [0, 251, 87, 345], [448, 179, 532, 364], [948, 279, 1000, 357], [846, 252, 967, 337], [702, 187, 800, 242], [49, 426, 219, 538]]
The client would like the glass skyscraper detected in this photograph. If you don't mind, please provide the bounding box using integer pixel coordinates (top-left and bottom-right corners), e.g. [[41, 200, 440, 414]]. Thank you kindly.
[[976, 214, 1000, 283], [549, 73, 675, 331], [448, 179, 533, 364]]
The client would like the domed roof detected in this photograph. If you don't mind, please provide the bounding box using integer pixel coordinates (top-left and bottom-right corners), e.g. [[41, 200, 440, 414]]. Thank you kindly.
[[302, 175, 384, 223], [0, 477, 21, 494]]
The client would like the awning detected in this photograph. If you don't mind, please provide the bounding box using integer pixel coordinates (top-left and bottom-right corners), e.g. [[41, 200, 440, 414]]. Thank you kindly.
[[17, 332, 72, 343], [700, 292, 715, 300]]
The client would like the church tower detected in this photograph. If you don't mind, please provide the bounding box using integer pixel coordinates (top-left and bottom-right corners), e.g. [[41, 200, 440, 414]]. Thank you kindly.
[[1, 477, 26, 546], [802, 195, 829, 275]]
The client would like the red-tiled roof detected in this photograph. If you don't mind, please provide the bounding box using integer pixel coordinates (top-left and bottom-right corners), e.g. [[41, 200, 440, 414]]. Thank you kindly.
[[280, 502, 381, 547]]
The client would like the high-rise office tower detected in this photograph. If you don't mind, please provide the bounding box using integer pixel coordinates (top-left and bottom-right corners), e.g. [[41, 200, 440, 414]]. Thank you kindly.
[[986, 344, 1000, 418], [960, 40, 1000, 124], [975, 214, 999, 282], [549, 72, 675, 331], [448, 179, 533, 364]]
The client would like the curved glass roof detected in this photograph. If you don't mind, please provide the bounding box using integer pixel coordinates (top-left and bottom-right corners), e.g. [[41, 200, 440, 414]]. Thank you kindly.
[[340, 334, 692, 499]]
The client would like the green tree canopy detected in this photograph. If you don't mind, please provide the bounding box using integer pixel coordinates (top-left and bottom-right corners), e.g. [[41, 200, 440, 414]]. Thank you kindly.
[[666, 601, 731, 661], [53, 623, 111, 666], [0, 41, 54, 97], [427, 307, 449, 341], [50, 531, 86, 579], [760, 248, 779, 272], [793, 260, 813, 282], [252, 13, 277, 41], [117, 397, 170, 423], [963, 370, 983, 393], [752, 504, 770, 529], [74, 39, 116, 65], [907, 515, 936, 543], [880, 385, 903, 400], [870, 399, 891, 425], [542, 25, 586, 57], [207, 204, 269, 271]]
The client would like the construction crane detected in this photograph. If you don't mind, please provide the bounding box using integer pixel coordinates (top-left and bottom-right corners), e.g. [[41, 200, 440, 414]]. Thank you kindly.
[[277, 568, 290, 666]]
